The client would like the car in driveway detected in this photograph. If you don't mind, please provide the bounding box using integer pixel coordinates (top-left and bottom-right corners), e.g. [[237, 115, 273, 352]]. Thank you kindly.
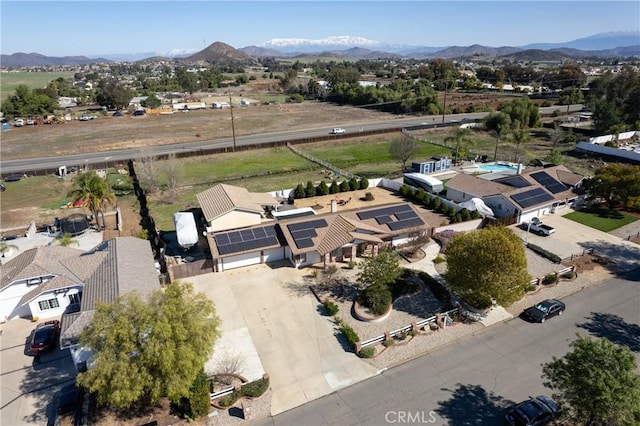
[[330, 127, 346, 134], [30, 320, 61, 355], [523, 299, 565, 323], [505, 395, 560, 426]]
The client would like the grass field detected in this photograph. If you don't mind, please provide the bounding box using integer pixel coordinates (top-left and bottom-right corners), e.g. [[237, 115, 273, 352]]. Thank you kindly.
[[564, 206, 639, 232], [0, 71, 74, 100]]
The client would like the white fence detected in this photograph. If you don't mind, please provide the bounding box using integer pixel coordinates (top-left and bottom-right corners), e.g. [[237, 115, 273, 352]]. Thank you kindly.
[[433, 219, 483, 234]]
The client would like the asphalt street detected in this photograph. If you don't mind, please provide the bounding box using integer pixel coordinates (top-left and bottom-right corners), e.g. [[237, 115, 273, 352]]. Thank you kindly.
[[255, 269, 640, 426]]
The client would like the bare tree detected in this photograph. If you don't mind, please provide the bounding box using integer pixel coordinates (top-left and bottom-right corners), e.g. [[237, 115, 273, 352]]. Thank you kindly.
[[390, 135, 420, 172], [135, 150, 161, 194], [213, 350, 247, 385], [162, 153, 184, 190]]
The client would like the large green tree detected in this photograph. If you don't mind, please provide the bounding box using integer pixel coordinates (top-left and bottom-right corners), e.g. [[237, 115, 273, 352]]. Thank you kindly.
[[587, 67, 640, 132], [583, 164, 640, 210], [95, 80, 132, 109], [356, 247, 401, 290], [542, 335, 640, 425], [77, 282, 220, 409], [483, 112, 512, 162], [68, 171, 116, 229], [444, 226, 530, 309], [444, 127, 471, 165], [0, 84, 57, 117]]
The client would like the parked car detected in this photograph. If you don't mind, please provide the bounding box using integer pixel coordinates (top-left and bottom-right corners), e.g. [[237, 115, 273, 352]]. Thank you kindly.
[[523, 299, 565, 323], [30, 320, 61, 355], [330, 127, 346, 134], [132, 110, 145, 116], [505, 395, 560, 426], [520, 217, 555, 236], [79, 115, 91, 121]]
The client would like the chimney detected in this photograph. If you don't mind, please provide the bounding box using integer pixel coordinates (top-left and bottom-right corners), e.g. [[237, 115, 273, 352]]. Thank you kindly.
[[331, 199, 337, 213]]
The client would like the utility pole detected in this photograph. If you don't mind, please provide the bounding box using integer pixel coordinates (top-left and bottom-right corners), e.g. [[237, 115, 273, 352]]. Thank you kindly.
[[229, 90, 236, 152], [441, 77, 448, 124]]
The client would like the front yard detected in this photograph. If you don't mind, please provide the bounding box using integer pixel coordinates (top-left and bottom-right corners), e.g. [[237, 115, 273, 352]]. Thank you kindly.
[[564, 206, 639, 232]]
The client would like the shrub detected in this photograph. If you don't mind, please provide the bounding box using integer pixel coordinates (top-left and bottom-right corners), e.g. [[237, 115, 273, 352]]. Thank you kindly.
[[388, 277, 418, 300], [525, 284, 538, 292], [359, 177, 369, 190], [383, 338, 395, 347], [418, 272, 453, 310], [433, 256, 446, 264], [358, 283, 392, 316], [358, 346, 376, 358], [349, 177, 359, 191], [543, 273, 559, 285], [242, 377, 270, 398], [339, 180, 350, 192], [364, 192, 375, 201], [562, 270, 576, 279], [173, 369, 210, 419], [409, 329, 419, 337], [305, 180, 316, 197], [323, 300, 339, 316], [293, 183, 306, 199], [316, 180, 329, 196], [339, 321, 360, 350], [329, 179, 339, 194], [397, 331, 407, 341], [432, 197, 442, 210]]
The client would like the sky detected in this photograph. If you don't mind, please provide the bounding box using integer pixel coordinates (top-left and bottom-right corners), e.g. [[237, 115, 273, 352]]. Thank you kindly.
[[1, 1, 639, 57]]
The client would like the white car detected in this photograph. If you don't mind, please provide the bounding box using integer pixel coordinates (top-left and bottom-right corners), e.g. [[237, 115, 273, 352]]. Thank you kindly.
[[330, 128, 346, 134]]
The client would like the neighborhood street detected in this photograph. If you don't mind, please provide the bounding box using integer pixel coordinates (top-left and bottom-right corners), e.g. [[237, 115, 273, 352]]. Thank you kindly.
[[255, 269, 640, 426]]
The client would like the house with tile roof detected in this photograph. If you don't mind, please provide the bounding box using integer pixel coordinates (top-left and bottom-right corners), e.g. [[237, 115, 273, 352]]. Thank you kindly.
[[205, 202, 431, 272], [0, 246, 84, 323], [446, 165, 585, 223], [196, 183, 279, 233]]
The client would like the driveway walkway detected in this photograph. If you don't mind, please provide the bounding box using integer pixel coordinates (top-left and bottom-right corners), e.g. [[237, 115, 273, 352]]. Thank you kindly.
[[189, 265, 378, 416]]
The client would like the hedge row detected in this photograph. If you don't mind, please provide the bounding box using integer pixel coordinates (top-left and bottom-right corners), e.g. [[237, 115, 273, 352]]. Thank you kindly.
[[336, 318, 360, 350], [418, 272, 454, 310], [399, 184, 481, 223], [292, 177, 369, 199], [527, 243, 562, 263]]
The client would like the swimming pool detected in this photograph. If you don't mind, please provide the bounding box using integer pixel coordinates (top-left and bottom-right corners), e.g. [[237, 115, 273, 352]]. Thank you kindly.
[[477, 163, 518, 172]]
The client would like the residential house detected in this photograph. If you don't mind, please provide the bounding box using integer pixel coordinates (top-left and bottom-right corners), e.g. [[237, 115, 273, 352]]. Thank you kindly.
[[196, 184, 279, 233], [446, 165, 585, 223]]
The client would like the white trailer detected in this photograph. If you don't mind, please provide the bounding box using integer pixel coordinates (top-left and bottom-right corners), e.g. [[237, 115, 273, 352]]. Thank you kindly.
[[174, 212, 199, 249]]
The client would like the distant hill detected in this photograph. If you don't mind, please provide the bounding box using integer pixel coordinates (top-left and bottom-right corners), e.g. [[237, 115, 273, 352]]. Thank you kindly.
[[239, 45, 285, 57], [185, 41, 251, 63], [523, 31, 640, 51], [0, 52, 111, 67], [425, 44, 522, 59]]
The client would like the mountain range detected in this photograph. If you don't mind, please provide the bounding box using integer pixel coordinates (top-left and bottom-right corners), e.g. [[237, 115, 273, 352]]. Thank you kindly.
[[1, 31, 638, 67]]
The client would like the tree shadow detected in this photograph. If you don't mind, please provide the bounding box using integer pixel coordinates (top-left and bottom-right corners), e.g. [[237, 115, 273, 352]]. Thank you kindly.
[[577, 240, 640, 275], [577, 312, 640, 352], [435, 383, 512, 426]]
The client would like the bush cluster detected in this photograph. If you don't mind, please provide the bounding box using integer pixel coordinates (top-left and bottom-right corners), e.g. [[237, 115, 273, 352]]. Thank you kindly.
[[292, 177, 369, 199], [527, 243, 562, 263], [173, 369, 210, 420], [562, 270, 576, 279], [323, 300, 339, 316], [218, 377, 270, 407], [543, 273, 559, 285], [336, 319, 360, 350], [383, 338, 395, 347], [358, 346, 376, 358], [399, 184, 480, 223], [358, 283, 392, 316]]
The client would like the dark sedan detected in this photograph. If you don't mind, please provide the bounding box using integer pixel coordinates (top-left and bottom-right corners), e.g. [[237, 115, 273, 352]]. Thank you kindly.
[[523, 299, 565, 323], [505, 395, 560, 426], [30, 320, 60, 355]]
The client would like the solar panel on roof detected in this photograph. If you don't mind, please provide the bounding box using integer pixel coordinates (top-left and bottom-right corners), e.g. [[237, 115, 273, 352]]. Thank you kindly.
[[387, 217, 424, 231], [228, 232, 242, 243], [375, 215, 393, 224], [240, 229, 254, 240], [215, 225, 280, 256], [216, 234, 230, 245], [253, 228, 266, 238], [357, 204, 412, 220], [395, 210, 418, 220], [295, 238, 314, 249], [286, 219, 328, 233], [511, 188, 555, 208], [496, 175, 532, 189], [531, 171, 567, 194], [265, 227, 276, 237]]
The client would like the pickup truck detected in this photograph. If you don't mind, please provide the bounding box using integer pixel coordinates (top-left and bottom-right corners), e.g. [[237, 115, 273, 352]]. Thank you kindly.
[[521, 218, 555, 236]]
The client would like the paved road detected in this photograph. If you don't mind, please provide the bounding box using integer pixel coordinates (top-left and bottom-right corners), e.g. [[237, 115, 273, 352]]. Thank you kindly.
[[0, 106, 583, 175], [256, 269, 640, 426]]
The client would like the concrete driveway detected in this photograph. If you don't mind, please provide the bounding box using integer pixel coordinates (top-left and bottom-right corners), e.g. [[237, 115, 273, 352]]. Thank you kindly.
[[189, 263, 378, 416], [513, 211, 640, 271], [1, 318, 77, 426]]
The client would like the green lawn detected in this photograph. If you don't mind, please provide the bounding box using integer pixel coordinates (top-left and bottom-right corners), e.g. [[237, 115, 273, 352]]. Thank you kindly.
[[564, 207, 639, 232], [1, 71, 74, 100]]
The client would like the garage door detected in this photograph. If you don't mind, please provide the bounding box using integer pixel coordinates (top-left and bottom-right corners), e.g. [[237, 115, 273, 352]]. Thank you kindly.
[[222, 252, 261, 271], [263, 248, 285, 263]]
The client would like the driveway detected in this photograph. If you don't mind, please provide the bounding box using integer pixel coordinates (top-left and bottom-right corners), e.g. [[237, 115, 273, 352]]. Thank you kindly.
[[1, 318, 77, 426], [189, 263, 378, 416], [513, 211, 640, 271]]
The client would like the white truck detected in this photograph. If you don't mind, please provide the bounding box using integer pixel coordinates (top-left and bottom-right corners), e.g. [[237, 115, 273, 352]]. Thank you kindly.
[[521, 217, 555, 236]]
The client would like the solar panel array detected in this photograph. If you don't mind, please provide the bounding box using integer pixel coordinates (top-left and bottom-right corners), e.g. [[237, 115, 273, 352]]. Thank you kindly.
[[215, 225, 279, 255], [495, 175, 532, 188], [530, 171, 567, 194], [511, 188, 554, 209], [357, 204, 425, 231], [287, 219, 328, 249]]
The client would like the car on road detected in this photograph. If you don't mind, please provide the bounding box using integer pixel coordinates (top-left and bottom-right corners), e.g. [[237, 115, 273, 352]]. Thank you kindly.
[[523, 299, 565, 323], [504, 395, 560, 426], [30, 320, 61, 355], [330, 127, 346, 134]]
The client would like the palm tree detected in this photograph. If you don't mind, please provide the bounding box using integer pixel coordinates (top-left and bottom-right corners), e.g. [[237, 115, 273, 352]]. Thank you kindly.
[[512, 128, 529, 164], [68, 171, 116, 230], [484, 112, 512, 162], [0, 241, 19, 257], [54, 232, 79, 247], [444, 127, 471, 165]]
